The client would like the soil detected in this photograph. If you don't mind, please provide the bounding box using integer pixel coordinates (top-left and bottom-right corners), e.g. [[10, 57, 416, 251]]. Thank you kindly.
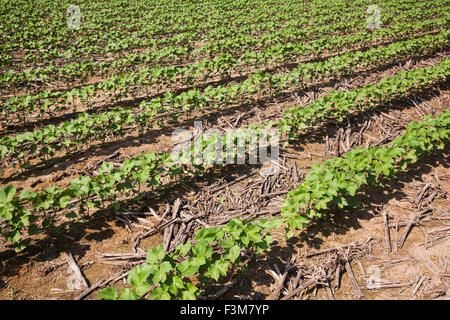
[[1, 26, 449, 300], [1, 85, 448, 300]]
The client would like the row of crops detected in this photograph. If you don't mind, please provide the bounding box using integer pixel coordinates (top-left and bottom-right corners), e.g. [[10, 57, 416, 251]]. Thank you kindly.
[[0, 0, 449, 300]]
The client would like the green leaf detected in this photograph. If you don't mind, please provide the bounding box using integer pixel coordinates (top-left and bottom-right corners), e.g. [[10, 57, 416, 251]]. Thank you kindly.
[[19, 189, 36, 200], [177, 260, 198, 277], [146, 244, 166, 264], [135, 283, 151, 297], [346, 182, 358, 197], [246, 225, 261, 243], [192, 240, 213, 258], [128, 268, 149, 287], [181, 290, 196, 300], [149, 287, 171, 300], [7, 230, 21, 243], [98, 287, 119, 300], [0, 184, 16, 203], [175, 240, 191, 257], [65, 211, 77, 219], [219, 238, 234, 249], [227, 245, 241, 263], [59, 196, 71, 209], [117, 288, 138, 300]]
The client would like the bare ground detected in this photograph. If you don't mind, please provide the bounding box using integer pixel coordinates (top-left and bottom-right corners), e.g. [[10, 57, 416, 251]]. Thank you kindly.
[[0, 82, 448, 299]]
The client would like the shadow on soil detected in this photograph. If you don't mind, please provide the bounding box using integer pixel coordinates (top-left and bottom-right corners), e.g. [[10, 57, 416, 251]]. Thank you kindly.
[[0, 164, 258, 278], [4, 31, 441, 137], [0, 96, 448, 298], [203, 144, 449, 299], [3, 50, 447, 184]]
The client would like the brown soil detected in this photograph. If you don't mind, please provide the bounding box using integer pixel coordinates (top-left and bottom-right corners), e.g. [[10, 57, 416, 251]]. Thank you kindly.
[[1, 21, 449, 300], [1, 83, 448, 300]]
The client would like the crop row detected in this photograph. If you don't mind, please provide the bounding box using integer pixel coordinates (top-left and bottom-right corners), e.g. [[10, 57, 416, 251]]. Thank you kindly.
[[1, 0, 432, 69], [2, 14, 447, 127], [2, 3, 442, 96], [1, 31, 448, 169], [1, 0, 442, 91], [0, 0, 373, 67], [0, 60, 448, 251], [97, 109, 450, 300]]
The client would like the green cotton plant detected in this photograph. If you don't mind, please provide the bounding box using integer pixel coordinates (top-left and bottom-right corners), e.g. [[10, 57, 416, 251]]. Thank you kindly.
[[281, 109, 450, 234], [98, 110, 449, 300], [279, 58, 450, 139], [1, 59, 449, 251], [1, 3, 449, 252], [1, 7, 446, 126], [98, 217, 282, 300], [1, 30, 448, 169], [0, 151, 186, 251], [1, 0, 442, 75], [0, 185, 38, 252]]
